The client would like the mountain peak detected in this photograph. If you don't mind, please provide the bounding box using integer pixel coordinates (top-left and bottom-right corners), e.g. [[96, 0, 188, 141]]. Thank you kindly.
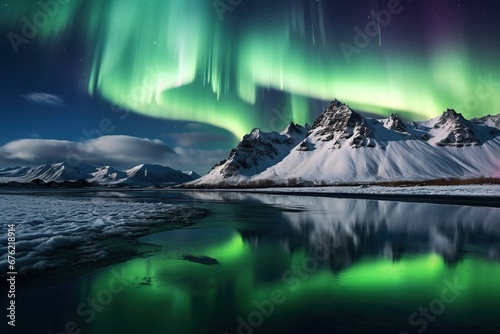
[[309, 99, 360, 133], [249, 128, 262, 139], [436, 108, 464, 124], [385, 113, 407, 133], [329, 98, 344, 108], [282, 122, 307, 135], [308, 99, 373, 148], [213, 124, 306, 178], [471, 114, 500, 135], [434, 109, 480, 146]]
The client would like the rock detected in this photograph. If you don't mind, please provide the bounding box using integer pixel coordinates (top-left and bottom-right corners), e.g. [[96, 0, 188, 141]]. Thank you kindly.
[[385, 113, 407, 133], [308, 99, 374, 148], [182, 254, 220, 265], [434, 109, 480, 147]]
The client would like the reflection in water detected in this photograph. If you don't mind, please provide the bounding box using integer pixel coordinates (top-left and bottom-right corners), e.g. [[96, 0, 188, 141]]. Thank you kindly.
[[11, 192, 500, 334], [189, 192, 500, 267]]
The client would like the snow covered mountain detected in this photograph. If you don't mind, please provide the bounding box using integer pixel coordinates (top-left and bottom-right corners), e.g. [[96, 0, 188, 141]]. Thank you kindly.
[[208, 122, 309, 178], [119, 164, 200, 186], [189, 99, 500, 187], [0, 162, 98, 183], [0, 162, 199, 186]]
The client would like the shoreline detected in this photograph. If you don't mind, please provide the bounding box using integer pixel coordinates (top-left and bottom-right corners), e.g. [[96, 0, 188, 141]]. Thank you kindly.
[[1, 184, 499, 206], [173, 184, 500, 207]]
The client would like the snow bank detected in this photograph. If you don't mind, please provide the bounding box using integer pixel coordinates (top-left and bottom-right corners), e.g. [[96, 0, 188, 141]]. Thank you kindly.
[[0, 195, 203, 275]]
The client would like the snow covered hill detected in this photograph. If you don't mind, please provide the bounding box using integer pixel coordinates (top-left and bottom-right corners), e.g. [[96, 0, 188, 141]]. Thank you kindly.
[[0, 162, 98, 183], [189, 99, 500, 187], [0, 162, 199, 186], [120, 164, 200, 186]]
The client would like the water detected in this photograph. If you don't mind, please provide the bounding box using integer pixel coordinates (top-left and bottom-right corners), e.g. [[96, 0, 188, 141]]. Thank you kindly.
[[3, 190, 500, 334]]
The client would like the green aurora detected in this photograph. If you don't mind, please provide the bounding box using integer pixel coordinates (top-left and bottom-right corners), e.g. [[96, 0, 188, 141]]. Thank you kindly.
[[3, 0, 500, 138]]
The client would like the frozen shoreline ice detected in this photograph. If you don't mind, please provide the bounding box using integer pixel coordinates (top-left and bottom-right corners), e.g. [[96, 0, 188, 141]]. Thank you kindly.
[[0, 194, 203, 277], [226, 184, 500, 197]]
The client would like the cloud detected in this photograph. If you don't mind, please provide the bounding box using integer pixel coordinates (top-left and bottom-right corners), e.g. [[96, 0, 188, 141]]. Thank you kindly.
[[21, 93, 65, 107], [1, 139, 75, 163], [0, 135, 175, 169], [169, 132, 232, 147], [184, 123, 204, 130], [0, 135, 228, 174]]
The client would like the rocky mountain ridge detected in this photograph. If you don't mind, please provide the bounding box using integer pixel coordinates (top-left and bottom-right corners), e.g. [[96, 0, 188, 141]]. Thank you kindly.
[[188, 99, 500, 187]]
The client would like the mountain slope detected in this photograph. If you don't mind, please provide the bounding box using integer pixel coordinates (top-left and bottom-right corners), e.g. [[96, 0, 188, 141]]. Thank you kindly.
[[189, 99, 500, 187], [202, 122, 309, 183], [87, 166, 128, 184], [0, 162, 199, 186], [0, 162, 98, 183], [119, 164, 198, 186]]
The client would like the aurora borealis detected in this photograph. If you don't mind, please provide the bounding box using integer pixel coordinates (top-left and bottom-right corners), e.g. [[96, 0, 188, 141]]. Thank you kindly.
[[1, 0, 500, 171]]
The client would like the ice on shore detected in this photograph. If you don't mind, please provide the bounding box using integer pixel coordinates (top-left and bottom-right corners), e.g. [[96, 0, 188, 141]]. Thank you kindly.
[[0, 195, 202, 276], [241, 184, 500, 196]]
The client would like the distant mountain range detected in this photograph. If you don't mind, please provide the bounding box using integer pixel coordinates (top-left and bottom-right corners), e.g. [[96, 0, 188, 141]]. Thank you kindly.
[[0, 162, 200, 187], [188, 99, 500, 187]]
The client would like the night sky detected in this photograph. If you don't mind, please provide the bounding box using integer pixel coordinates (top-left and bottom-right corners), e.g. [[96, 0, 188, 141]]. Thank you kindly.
[[1, 0, 499, 173]]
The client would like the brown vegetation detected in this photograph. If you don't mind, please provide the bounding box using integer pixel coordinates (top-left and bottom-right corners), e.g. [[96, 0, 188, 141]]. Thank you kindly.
[[180, 177, 500, 189]]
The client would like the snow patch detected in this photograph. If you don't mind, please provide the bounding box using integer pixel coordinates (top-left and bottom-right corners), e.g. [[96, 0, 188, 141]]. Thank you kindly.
[[0, 195, 203, 275]]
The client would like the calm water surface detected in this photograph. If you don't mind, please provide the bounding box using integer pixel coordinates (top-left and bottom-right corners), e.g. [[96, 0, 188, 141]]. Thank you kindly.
[[6, 190, 500, 334]]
